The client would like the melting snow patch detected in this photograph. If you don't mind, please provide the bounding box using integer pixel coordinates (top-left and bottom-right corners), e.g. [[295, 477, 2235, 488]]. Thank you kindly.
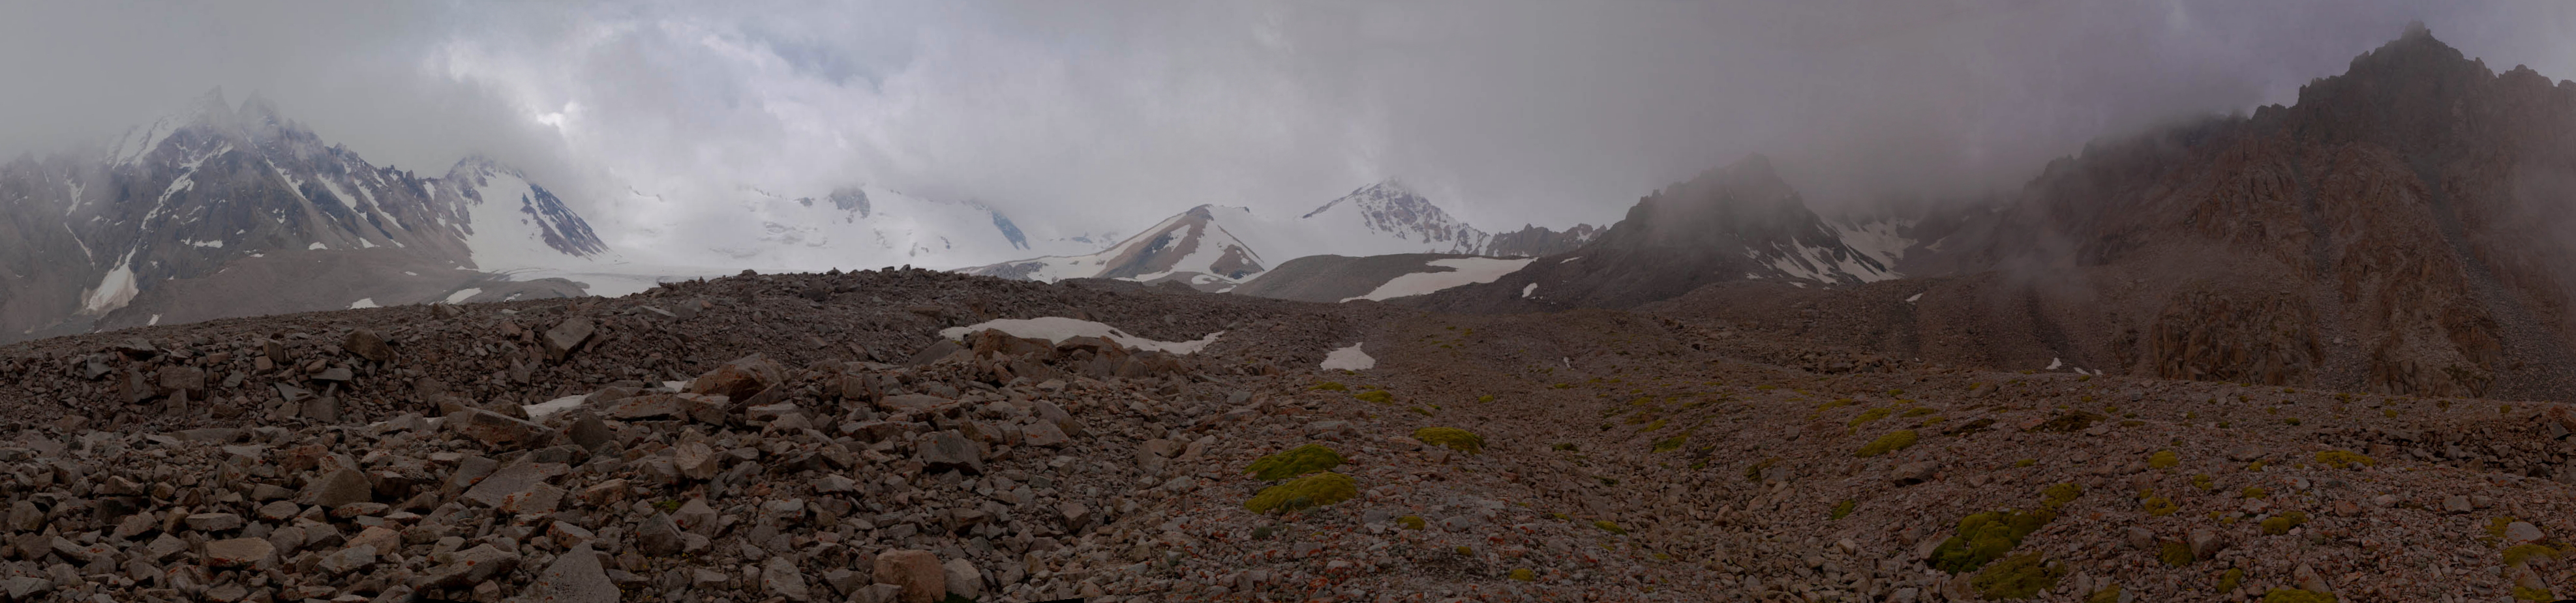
[[1342, 257, 1536, 302], [307, 242, 327, 250], [348, 298, 378, 309], [1522, 283, 1539, 298], [402, 271, 418, 276], [81, 252, 140, 315], [186, 239, 223, 248], [1320, 343, 1375, 371], [445, 289, 482, 304], [2046, 357, 2064, 370], [523, 395, 586, 421], [1905, 293, 1922, 303], [939, 317, 1222, 355], [148, 314, 161, 326]]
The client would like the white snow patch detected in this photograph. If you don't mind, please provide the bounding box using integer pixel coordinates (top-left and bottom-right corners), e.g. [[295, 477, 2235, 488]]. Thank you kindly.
[[1522, 283, 1538, 298], [307, 242, 327, 250], [402, 271, 418, 276], [445, 288, 482, 304], [2046, 357, 2064, 370], [348, 298, 379, 309], [1342, 257, 1535, 302], [148, 314, 161, 326], [1905, 293, 1922, 303], [359, 239, 377, 248], [80, 250, 140, 315], [939, 317, 1223, 355], [186, 239, 224, 248], [523, 395, 587, 420], [1320, 343, 1375, 371]]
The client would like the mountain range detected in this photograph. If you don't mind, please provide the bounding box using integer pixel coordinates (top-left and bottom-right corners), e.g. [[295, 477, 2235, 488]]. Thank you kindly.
[[961, 181, 1600, 289], [0, 90, 621, 344]]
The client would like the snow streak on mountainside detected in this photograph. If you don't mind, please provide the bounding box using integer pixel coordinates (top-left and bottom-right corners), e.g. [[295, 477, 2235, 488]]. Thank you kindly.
[[961, 205, 1270, 290], [608, 185, 1105, 275], [963, 180, 1598, 286]]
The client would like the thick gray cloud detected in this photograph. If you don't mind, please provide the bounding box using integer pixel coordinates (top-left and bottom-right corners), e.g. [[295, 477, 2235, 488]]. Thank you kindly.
[[4, 0, 2571, 244]]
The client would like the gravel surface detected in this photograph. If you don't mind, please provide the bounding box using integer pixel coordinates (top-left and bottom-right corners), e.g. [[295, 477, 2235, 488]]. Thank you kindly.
[[0, 269, 2570, 602]]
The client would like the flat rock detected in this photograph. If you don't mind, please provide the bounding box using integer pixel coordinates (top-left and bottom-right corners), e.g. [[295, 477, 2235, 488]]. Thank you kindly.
[[877, 394, 950, 413], [204, 537, 274, 568], [305, 467, 374, 508], [873, 549, 946, 603], [451, 408, 557, 450], [765, 555, 814, 601], [186, 512, 245, 532], [543, 317, 597, 360], [524, 543, 618, 603], [918, 430, 986, 474]]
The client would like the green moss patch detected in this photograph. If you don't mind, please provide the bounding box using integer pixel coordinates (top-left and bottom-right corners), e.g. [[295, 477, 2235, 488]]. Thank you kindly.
[[1830, 499, 1856, 520], [2259, 510, 2309, 535], [1849, 407, 1893, 428], [1508, 568, 1536, 581], [1855, 430, 1918, 458], [1244, 472, 1357, 514], [2149, 450, 2179, 469], [1652, 435, 1687, 453], [2217, 568, 2245, 591], [1969, 553, 2064, 600], [2314, 450, 2376, 469], [2142, 494, 2178, 517], [1593, 520, 1628, 535], [2504, 543, 2559, 566], [2261, 589, 2337, 603], [1354, 390, 1395, 404], [1245, 444, 1346, 480], [1413, 427, 1486, 454], [2087, 585, 2124, 603], [1312, 381, 1350, 391], [1928, 508, 2058, 573], [2158, 540, 2194, 566], [1397, 515, 1426, 530]]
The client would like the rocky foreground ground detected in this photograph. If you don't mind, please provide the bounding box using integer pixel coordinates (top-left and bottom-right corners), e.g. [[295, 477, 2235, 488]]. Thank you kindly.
[[0, 269, 2571, 602]]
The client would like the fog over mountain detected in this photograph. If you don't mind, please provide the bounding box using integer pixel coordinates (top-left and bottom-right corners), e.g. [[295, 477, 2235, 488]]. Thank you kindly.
[[3, 1, 2571, 265]]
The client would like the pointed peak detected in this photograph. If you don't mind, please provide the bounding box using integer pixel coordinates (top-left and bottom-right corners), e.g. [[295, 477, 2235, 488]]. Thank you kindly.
[[1354, 178, 1412, 196]]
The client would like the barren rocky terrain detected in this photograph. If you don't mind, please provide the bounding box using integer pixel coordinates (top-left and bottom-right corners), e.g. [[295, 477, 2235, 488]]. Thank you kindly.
[[0, 268, 2570, 603]]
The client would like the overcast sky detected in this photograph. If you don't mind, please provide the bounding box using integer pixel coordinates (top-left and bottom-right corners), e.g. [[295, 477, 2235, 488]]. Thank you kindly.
[[3, 1, 2572, 243]]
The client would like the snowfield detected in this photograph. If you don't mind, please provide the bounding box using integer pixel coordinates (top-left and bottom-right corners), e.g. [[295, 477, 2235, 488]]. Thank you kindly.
[[1320, 343, 1375, 371], [939, 317, 1223, 355], [1342, 257, 1536, 302]]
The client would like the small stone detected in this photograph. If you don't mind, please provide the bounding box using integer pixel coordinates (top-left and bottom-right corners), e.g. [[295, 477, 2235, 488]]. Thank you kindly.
[[2188, 528, 2224, 560], [918, 430, 986, 474], [204, 537, 274, 568], [462, 460, 566, 514], [186, 513, 245, 532], [823, 568, 865, 596], [543, 317, 597, 360], [2444, 495, 2473, 514], [942, 558, 983, 600], [636, 512, 684, 556], [424, 544, 522, 589], [306, 467, 374, 508], [1018, 419, 1070, 448], [673, 499, 718, 534], [256, 501, 301, 523], [2506, 521, 2546, 545], [450, 408, 557, 450], [317, 544, 378, 575], [2125, 527, 2155, 550], [873, 549, 946, 603], [145, 534, 187, 561], [2226, 446, 2264, 462], [344, 329, 395, 363], [1890, 462, 1936, 486], [817, 474, 858, 493], [877, 394, 949, 414], [689, 354, 783, 400], [1, 576, 49, 600], [523, 543, 618, 603], [765, 555, 814, 602]]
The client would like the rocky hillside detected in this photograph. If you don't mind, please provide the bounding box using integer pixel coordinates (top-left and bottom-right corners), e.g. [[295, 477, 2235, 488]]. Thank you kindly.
[[1414, 154, 1908, 312], [2, 267, 2575, 602], [0, 90, 611, 345], [1455, 25, 2576, 402]]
